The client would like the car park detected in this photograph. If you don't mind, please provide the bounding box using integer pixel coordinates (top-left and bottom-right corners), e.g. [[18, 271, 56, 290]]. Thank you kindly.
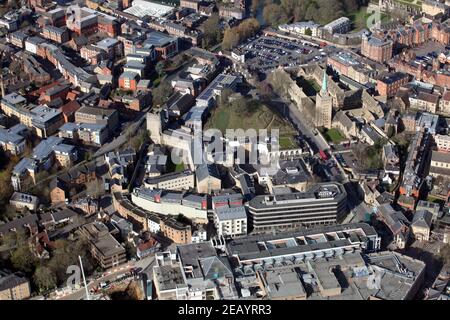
[[237, 34, 329, 73]]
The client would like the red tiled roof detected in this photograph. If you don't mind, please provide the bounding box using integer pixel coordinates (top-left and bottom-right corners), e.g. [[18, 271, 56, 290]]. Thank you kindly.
[[442, 91, 450, 101], [67, 91, 80, 101], [60, 100, 81, 116], [137, 238, 158, 252], [29, 81, 61, 97]]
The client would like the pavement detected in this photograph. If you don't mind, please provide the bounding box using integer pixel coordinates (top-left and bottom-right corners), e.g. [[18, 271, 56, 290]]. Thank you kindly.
[[259, 93, 329, 152]]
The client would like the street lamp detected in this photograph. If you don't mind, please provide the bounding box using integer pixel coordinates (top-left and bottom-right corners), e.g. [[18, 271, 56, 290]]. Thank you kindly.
[[79, 255, 90, 300]]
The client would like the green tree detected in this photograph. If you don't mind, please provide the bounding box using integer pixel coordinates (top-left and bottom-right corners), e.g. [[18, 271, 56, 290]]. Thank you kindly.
[[155, 61, 167, 77], [222, 29, 241, 50], [222, 18, 260, 50], [33, 266, 57, 292], [152, 80, 173, 108], [263, 4, 288, 27], [84, 152, 93, 162], [387, 126, 395, 138], [305, 27, 312, 36], [343, 0, 359, 13], [125, 242, 136, 260], [11, 245, 37, 273], [202, 14, 223, 49], [0, 157, 16, 215], [47, 238, 95, 285]]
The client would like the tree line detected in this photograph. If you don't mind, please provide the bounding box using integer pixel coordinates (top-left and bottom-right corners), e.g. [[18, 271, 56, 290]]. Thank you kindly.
[[1, 231, 97, 294], [261, 0, 364, 27], [222, 18, 260, 50]]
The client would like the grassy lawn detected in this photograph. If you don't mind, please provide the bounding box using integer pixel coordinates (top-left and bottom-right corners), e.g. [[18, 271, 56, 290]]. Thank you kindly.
[[322, 128, 346, 144], [307, 79, 320, 92], [296, 77, 319, 96], [209, 109, 230, 133], [348, 7, 370, 31], [278, 137, 298, 150], [393, 0, 421, 8], [166, 152, 185, 173], [207, 102, 294, 135], [167, 161, 184, 173], [174, 163, 185, 172], [427, 195, 445, 205], [348, 7, 392, 31], [206, 99, 298, 149]]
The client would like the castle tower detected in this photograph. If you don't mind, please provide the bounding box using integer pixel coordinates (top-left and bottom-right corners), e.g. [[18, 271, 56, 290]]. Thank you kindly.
[[146, 112, 163, 144], [314, 70, 333, 129]]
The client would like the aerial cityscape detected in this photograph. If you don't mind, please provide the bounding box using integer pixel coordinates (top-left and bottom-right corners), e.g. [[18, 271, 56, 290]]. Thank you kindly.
[[1, 0, 450, 302]]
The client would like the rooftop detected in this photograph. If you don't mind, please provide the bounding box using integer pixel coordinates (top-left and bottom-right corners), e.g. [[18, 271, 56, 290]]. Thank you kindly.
[[0, 271, 29, 292], [431, 150, 450, 164], [96, 38, 119, 49], [378, 72, 408, 84], [248, 182, 346, 209], [196, 73, 239, 103], [145, 31, 177, 47], [227, 223, 378, 263], [124, 0, 174, 19], [215, 205, 247, 221]]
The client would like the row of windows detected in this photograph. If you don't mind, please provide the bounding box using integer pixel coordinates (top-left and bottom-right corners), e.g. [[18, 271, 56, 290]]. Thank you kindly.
[[253, 216, 337, 227], [250, 209, 339, 219], [249, 203, 341, 214]]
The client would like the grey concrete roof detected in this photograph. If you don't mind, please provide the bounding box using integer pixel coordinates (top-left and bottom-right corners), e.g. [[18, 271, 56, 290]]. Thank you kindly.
[[431, 150, 450, 163], [227, 223, 377, 262]]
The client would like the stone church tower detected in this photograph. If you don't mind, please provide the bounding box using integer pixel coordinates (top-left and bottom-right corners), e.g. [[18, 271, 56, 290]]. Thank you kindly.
[[314, 71, 333, 129]]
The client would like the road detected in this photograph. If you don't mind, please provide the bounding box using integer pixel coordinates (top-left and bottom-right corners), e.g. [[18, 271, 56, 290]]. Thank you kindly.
[[282, 99, 329, 152], [262, 92, 365, 217], [53, 255, 156, 300]]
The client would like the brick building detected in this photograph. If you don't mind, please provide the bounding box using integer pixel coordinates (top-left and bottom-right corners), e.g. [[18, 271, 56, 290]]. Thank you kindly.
[[160, 217, 192, 244], [377, 72, 409, 97], [361, 34, 393, 63]]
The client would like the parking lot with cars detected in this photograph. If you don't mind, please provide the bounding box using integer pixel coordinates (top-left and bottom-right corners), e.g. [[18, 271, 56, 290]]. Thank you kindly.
[[237, 35, 333, 73]]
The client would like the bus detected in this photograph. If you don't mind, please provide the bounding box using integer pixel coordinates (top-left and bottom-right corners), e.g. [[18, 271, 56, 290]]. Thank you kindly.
[[319, 150, 328, 161]]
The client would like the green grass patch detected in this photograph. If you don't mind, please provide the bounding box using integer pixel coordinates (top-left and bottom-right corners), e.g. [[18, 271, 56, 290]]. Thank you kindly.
[[348, 6, 392, 31], [296, 77, 319, 96], [322, 128, 346, 144], [209, 109, 230, 133], [166, 152, 185, 173], [206, 98, 298, 149], [393, 0, 421, 8], [166, 160, 184, 173], [348, 7, 371, 31], [278, 137, 297, 150], [427, 195, 445, 205], [206, 99, 294, 134], [174, 162, 185, 172]]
